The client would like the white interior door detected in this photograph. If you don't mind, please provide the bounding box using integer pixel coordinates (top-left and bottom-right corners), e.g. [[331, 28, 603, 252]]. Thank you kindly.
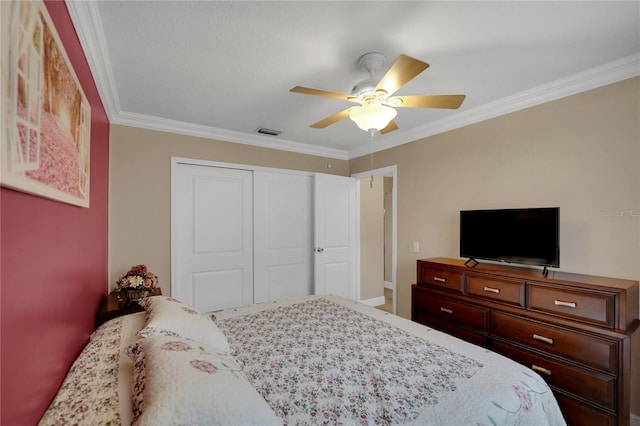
[[314, 173, 358, 300], [254, 171, 313, 302], [173, 163, 253, 311]]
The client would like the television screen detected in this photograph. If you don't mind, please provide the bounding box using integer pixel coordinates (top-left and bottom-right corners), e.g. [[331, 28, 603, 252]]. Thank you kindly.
[[460, 207, 559, 268]]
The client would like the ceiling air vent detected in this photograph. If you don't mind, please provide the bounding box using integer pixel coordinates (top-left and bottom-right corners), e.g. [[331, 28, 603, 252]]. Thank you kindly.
[[256, 127, 282, 136]]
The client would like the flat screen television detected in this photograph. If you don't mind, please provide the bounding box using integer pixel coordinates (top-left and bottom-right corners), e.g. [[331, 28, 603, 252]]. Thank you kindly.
[[460, 207, 560, 271]]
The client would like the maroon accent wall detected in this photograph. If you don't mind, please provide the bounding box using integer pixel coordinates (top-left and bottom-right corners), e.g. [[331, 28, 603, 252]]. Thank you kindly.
[[0, 2, 109, 424]]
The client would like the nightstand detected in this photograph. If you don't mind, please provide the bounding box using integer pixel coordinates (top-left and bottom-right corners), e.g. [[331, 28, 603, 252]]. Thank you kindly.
[[95, 288, 161, 328]]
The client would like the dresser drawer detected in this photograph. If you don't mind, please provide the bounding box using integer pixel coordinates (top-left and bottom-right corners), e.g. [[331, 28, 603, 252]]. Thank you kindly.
[[467, 273, 525, 307], [554, 393, 616, 426], [490, 312, 618, 374], [417, 316, 489, 348], [528, 282, 615, 328], [417, 265, 464, 293], [492, 341, 617, 411], [413, 291, 489, 332]]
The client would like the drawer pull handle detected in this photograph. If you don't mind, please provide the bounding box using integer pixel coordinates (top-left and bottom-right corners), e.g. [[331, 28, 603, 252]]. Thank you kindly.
[[554, 300, 577, 308], [440, 307, 453, 314], [533, 334, 554, 345], [532, 364, 552, 376], [483, 286, 500, 294], [434, 276, 447, 283]]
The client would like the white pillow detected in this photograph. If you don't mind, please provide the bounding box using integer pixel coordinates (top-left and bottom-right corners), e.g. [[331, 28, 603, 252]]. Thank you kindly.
[[125, 335, 282, 426], [137, 296, 229, 352]]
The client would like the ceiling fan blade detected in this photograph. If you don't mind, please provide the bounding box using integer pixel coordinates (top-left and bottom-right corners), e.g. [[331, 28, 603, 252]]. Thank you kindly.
[[379, 120, 398, 134], [290, 86, 354, 101], [393, 94, 466, 109], [375, 54, 429, 96], [310, 108, 352, 128]]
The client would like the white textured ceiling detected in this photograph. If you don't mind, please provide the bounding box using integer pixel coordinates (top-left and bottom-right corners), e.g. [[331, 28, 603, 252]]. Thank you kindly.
[[67, 1, 640, 159]]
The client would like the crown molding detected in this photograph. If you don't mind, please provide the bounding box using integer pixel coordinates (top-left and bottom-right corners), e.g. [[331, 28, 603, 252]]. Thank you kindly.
[[67, 1, 639, 161], [112, 111, 349, 159], [349, 53, 640, 159], [66, 0, 120, 121]]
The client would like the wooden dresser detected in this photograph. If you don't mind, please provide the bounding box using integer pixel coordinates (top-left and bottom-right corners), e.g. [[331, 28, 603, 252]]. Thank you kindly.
[[411, 257, 639, 426]]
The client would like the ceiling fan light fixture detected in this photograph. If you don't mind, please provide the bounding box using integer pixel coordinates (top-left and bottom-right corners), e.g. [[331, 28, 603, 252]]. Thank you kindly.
[[349, 102, 397, 132], [291, 53, 464, 134]]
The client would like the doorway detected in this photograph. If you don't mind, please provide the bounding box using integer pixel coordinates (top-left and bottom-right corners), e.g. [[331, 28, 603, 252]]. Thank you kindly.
[[352, 165, 397, 315]]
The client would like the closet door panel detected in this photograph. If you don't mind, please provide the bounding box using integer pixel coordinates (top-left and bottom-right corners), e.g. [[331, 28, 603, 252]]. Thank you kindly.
[[254, 171, 313, 303], [192, 270, 245, 312], [173, 163, 253, 311], [314, 173, 358, 300]]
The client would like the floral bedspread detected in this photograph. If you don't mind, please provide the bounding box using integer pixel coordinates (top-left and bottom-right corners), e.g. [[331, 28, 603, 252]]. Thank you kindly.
[[38, 295, 565, 426], [218, 298, 482, 424], [217, 296, 566, 426], [39, 318, 123, 426]]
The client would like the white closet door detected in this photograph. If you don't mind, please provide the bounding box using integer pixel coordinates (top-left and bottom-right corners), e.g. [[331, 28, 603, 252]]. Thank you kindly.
[[314, 173, 358, 300], [253, 171, 313, 302], [173, 163, 253, 311]]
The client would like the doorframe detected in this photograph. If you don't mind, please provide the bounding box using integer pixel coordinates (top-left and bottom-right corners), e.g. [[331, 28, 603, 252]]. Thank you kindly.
[[351, 165, 397, 315]]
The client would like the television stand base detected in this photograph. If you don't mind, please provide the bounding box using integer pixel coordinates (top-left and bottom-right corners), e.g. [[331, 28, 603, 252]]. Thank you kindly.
[[464, 258, 479, 267]]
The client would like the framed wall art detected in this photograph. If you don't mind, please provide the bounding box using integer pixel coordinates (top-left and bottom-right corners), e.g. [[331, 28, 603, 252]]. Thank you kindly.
[[1, 0, 91, 208]]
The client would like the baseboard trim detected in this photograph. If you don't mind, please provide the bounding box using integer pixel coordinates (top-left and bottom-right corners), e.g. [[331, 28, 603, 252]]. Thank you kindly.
[[384, 281, 394, 290], [631, 413, 640, 426], [360, 296, 386, 307]]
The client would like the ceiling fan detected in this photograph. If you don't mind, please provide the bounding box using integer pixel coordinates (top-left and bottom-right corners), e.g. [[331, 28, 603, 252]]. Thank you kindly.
[[290, 52, 466, 134]]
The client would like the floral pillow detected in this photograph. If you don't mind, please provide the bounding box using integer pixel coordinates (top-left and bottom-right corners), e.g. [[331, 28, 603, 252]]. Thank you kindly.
[[137, 296, 229, 352], [125, 335, 282, 426]]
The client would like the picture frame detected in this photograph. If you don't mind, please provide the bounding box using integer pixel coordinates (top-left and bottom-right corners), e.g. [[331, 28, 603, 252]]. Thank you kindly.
[[1, 0, 91, 208]]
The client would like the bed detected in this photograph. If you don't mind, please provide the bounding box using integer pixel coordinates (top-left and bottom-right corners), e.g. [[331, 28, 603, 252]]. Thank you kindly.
[[40, 294, 566, 425]]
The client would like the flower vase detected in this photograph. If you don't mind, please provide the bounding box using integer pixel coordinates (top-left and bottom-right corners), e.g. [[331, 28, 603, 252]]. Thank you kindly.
[[123, 289, 150, 306]]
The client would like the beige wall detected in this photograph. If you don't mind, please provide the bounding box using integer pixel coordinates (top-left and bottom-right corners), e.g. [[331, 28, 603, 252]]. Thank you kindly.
[[359, 175, 385, 301], [111, 78, 638, 312], [349, 77, 640, 416], [109, 126, 349, 294], [110, 77, 639, 416], [350, 77, 639, 316]]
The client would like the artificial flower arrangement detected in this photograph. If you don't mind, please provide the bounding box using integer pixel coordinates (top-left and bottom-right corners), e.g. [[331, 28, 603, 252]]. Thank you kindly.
[[116, 264, 158, 304]]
